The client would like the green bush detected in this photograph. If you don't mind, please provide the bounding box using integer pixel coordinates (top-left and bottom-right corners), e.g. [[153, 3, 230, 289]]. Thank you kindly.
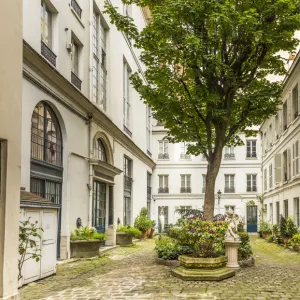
[[134, 207, 152, 233], [117, 225, 141, 238], [237, 232, 253, 261], [286, 216, 298, 238], [260, 221, 272, 234], [140, 207, 148, 217], [70, 226, 107, 241], [291, 233, 300, 245], [266, 236, 275, 243], [155, 235, 191, 260]]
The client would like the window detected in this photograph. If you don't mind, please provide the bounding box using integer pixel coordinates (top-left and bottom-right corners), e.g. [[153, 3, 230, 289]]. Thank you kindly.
[[246, 140, 257, 158], [41, 0, 52, 48], [92, 13, 99, 104], [71, 0, 82, 18], [202, 174, 206, 193], [284, 200, 289, 218], [124, 156, 132, 225], [293, 141, 299, 176], [94, 139, 107, 162], [269, 164, 273, 188], [180, 175, 191, 193], [146, 106, 151, 153], [270, 203, 273, 223], [31, 177, 61, 204], [158, 175, 168, 193], [264, 168, 267, 191], [269, 124, 273, 146], [147, 173, 152, 218], [92, 181, 106, 232], [31, 102, 62, 166], [263, 132, 267, 153], [180, 142, 191, 159], [264, 204, 267, 220], [293, 84, 298, 120], [283, 149, 291, 181], [283, 101, 288, 131], [123, 61, 131, 134], [224, 146, 235, 159], [247, 174, 257, 192], [99, 21, 107, 110], [276, 201, 280, 224], [224, 175, 235, 193], [158, 140, 169, 159], [71, 38, 79, 75], [295, 198, 300, 227]]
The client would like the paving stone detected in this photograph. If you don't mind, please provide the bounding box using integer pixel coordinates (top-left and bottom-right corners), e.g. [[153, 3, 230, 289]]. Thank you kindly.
[[20, 237, 300, 300]]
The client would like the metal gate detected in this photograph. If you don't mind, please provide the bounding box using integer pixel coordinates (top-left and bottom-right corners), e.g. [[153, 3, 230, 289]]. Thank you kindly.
[[247, 205, 258, 232], [93, 181, 106, 233]]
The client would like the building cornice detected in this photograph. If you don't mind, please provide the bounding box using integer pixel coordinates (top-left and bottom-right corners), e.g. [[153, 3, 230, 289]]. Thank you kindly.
[[23, 40, 155, 169]]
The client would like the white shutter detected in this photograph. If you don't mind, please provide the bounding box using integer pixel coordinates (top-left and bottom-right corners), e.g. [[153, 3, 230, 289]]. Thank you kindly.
[[274, 153, 282, 184]]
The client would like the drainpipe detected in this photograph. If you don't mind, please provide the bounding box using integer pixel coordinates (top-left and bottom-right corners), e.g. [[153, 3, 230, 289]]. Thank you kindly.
[[88, 113, 93, 227]]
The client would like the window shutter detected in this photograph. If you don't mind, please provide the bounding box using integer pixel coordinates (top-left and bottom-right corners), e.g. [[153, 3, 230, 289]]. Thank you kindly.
[[288, 149, 292, 180], [274, 154, 282, 184], [287, 92, 292, 125]]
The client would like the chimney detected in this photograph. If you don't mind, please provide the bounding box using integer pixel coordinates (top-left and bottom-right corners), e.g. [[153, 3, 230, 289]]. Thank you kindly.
[[288, 51, 296, 69]]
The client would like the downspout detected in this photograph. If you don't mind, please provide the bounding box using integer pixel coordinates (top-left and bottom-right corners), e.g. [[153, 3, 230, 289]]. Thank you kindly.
[[88, 114, 93, 227]]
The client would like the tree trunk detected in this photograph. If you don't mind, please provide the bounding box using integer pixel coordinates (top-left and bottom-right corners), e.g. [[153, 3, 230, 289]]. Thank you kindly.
[[204, 147, 223, 220]]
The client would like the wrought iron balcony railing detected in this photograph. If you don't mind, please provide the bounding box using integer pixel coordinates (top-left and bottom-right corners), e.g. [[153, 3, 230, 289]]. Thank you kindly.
[[41, 41, 56, 66], [71, 0, 82, 18], [124, 175, 132, 190], [180, 153, 191, 159], [71, 72, 82, 90], [158, 153, 169, 159], [158, 187, 169, 193], [224, 153, 235, 159], [224, 187, 235, 193], [180, 187, 191, 193]]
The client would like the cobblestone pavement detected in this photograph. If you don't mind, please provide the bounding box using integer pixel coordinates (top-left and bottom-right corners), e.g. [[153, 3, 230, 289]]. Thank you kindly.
[[20, 237, 300, 300]]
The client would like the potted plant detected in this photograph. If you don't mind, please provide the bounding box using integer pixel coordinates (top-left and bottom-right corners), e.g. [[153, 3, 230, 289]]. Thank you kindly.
[[284, 216, 298, 246], [272, 224, 280, 237], [171, 217, 235, 281], [116, 225, 141, 245], [134, 207, 152, 238], [291, 233, 300, 251], [70, 226, 106, 258], [260, 221, 271, 239], [148, 220, 156, 238]]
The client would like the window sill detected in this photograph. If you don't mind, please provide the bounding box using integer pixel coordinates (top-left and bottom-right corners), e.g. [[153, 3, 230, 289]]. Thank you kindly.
[[245, 157, 258, 160], [157, 159, 170, 161], [70, 7, 85, 28]]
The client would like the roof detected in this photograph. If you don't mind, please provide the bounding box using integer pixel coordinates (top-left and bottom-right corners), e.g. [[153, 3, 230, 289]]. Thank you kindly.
[[20, 191, 60, 209]]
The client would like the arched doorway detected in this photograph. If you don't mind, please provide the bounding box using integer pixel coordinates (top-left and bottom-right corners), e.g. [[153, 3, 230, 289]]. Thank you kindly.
[[30, 101, 63, 257]]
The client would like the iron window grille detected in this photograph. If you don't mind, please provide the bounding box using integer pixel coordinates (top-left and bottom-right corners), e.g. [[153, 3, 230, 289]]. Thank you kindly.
[[31, 102, 62, 166], [71, 71, 82, 90], [41, 41, 56, 66], [71, 0, 82, 18]]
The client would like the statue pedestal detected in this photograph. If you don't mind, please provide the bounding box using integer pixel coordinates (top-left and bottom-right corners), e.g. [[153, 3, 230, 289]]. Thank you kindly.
[[225, 240, 241, 269]]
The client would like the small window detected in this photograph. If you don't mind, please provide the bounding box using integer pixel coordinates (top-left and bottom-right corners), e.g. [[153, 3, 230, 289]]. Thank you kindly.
[[284, 200, 289, 218], [41, 0, 53, 48], [293, 84, 298, 120], [283, 101, 288, 131], [94, 139, 107, 162], [264, 168, 267, 191], [224, 175, 235, 193], [246, 140, 257, 158], [269, 164, 273, 188], [71, 38, 79, 76], [158, 140, 169, 159], [158, 175, 168, 193], [247, 174, 257, 192], [293, 141, 299, 176], [180, 175, 191, 193]]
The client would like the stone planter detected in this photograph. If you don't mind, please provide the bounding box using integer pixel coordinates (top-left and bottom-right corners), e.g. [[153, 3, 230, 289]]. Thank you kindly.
[[156, 258, 180, 267], [171, 255, 235, 281], [116, 232, 133, 245], [70, 240, 102, 258]]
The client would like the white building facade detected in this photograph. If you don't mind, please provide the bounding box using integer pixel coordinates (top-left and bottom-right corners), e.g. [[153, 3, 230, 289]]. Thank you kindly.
[[152, 124, 262, 232], [22, 0, 154, 260], [261, 53, 300, 227]]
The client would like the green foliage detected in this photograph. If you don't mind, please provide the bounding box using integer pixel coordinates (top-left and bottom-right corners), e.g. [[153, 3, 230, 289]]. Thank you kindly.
[[19, 218, 43, 281], [151, 220, 157, 228], [291, 233, 300, 245], [280, 215, 287, 237], [174, 218, 228, 258], [285, 216, 298, 238], [237, 219, 245, 232], [134, 208, 152, 233], [266, 235, 275, 243], [237, 232, 253, 260], [155, 235, 191, 260], [260, 221, 272, 234], [105, 0, 300, 218], [70, 226, 107, 241], [140, 207, 148, 217], [117, 225, 141, 238]]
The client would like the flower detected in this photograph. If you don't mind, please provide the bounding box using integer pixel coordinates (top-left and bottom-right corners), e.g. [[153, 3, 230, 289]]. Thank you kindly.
[[35, 220, 38, 224], [190, 228, 195, 233]]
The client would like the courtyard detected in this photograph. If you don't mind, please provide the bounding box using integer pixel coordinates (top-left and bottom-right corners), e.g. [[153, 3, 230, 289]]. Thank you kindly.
[[21, 237, 300, 300]]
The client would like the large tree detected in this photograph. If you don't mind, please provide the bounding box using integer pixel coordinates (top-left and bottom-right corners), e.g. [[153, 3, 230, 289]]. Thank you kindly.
[[105, 0, 300, 219]]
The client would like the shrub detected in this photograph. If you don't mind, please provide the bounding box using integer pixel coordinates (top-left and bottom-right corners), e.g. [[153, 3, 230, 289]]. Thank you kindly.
[[237, 232, 253, 260], [140, 207, 148, 217], [117, 225, 141, 238], [155, 235, 191, 260], [280, 215, 287, 237], [70, 226, 107, 241], [167, 227, 181, 240], [286, 216, 298, 238], [291, 233, 300, 245], [260, 221, 271, 234], [134, 207, 152, 233], [266, 236, 275, 243], [272, 224, 279, 236]]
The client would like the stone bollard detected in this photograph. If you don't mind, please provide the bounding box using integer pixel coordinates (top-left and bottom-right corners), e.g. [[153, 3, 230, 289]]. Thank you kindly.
[[225, 240, 241, 269]]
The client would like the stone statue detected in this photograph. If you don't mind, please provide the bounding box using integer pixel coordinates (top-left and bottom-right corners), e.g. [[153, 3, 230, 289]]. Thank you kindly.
[[225, 209, 240, 241], [159, 207, 165, 233]]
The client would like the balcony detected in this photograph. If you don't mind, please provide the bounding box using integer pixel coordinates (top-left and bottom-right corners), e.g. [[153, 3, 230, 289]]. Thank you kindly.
[[247, 186, 257, 192], [224, 187, 235, 193], [180, 187, 191, 193], [158, 187, 169, 193], [224, 153, 235, 159], [180, 153, 191, 159], [124, 175, 132, 190], [71, 72, 82, 90], [41, 41, 56, 66], [158, 153, 169, 159], [71, 0, 82, 18]]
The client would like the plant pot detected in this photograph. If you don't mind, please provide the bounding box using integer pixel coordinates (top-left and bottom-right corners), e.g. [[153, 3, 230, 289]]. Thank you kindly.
[[284, 237, 290, 245], [262, 233, 270, 239], [140, 231, 148, 239], [116, 232, 133, 245], [70, 240, 102, 258], [171, 255, 235, 281], [148, 228, 155, 238]]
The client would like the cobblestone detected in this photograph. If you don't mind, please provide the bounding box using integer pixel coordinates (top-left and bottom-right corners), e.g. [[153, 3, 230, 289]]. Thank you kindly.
[[20, 237, 300, 299]]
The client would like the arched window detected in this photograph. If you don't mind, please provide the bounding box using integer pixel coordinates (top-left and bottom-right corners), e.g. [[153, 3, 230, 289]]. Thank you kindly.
[[94, 138, 107, 162], [31, 102, 62, 166]]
